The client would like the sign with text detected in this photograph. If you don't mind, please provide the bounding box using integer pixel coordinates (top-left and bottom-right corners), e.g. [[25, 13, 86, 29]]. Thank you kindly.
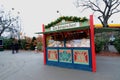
[[50, 22, 80, 31], [48, 49, 58, 62], [73, 50, 89, 65]]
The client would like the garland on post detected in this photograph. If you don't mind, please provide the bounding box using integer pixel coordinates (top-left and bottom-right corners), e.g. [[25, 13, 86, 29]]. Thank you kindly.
[[45, 16, 88, 29]]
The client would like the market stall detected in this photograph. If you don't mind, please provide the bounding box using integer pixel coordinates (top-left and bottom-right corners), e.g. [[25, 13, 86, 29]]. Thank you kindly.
[[40, 15, 96, 72]]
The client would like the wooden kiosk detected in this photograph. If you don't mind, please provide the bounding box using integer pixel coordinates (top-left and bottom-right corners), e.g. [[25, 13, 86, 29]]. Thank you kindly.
[[41, 15, 96, 72]]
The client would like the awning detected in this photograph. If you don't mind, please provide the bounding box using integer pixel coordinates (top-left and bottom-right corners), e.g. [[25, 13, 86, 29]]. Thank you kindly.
[[35, 26, 89, 34], [95, 27, 120, 33]]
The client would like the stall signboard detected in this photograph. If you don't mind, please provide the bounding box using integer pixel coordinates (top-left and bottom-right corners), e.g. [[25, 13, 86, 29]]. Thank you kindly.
[[50, 22, 80, 31], [73, 50, 89, 65], [47, 49, 58, 62], [59, 49, 72, 63]]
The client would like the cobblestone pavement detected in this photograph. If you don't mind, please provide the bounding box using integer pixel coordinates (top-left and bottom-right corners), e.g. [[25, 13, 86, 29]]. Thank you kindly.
[[0, 50, 120, 80]]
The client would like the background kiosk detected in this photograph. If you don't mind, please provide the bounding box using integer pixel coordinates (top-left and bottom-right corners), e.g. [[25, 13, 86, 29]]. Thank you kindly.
[[41, 15, 96, 72]]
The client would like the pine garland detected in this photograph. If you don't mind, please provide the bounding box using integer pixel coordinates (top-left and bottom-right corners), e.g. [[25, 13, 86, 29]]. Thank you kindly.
[[45, 16, 88, 29]]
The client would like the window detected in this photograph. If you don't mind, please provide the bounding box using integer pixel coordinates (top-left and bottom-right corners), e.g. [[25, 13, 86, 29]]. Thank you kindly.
[[46, 36, 64, 47]]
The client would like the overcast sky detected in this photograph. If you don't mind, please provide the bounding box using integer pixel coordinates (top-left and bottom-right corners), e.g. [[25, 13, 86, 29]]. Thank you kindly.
[[0, 0, 120, 37]]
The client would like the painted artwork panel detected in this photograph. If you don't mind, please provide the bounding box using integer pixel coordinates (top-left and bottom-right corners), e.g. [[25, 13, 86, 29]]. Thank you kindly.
[[59, 49, 72, 63], [73, 50, 89, 65], [48, 49, 58, 62]]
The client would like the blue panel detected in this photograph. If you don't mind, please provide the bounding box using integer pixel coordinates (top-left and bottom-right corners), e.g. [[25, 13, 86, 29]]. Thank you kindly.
[[46, 47, 92, 71]]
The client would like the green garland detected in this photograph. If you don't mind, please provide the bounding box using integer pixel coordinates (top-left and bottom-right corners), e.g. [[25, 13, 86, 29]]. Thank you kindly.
[[45, 16, 88, 29]]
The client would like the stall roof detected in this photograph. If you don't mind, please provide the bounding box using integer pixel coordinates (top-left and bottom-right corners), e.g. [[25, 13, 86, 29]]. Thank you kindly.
[[95, 27, 120, 33], [36, 26, 89, 34]]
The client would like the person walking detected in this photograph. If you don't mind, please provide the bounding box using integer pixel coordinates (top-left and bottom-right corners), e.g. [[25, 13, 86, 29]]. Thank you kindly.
[[15, 41, 19, 53], [11, 39, 19, 54], [11, 39, 15, 54], [35, 46, 38, 53]]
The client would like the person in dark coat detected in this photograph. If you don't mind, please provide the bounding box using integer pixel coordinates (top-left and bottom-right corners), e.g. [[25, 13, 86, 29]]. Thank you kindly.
[[11, 40, 15, 54], [11, 39, 19, 54], [15, 42, 19, 53]]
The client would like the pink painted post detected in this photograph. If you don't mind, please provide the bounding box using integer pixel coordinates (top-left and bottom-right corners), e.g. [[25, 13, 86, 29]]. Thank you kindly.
[[90, 15, 96, 72], [42, 24, 46, 65]]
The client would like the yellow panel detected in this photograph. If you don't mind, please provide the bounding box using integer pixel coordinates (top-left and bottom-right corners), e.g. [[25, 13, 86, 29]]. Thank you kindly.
[[95, 24, 120, 28]]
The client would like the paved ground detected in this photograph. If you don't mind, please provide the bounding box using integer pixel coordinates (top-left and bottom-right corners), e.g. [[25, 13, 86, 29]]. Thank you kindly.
[[0, 50, 120, 80], [108, 45, 118, 52]]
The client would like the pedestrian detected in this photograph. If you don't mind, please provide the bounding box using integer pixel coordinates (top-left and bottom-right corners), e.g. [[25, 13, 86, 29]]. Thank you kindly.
[[35, 46, 38, 53], [11, 39, 15, 54], [15, 41, 19, 53]]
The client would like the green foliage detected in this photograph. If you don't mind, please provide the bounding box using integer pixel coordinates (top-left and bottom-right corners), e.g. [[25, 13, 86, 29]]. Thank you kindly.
[[3, 38, 27, 50], [113, 38, 120, 53], [36, 42, 42, 51], [3, 38, 13, 49], [45, 16, 88, 28], [30, 44, 35, 50], [95, 38, 104, 53], [20, 39, 27, 50], [2, 36, 39, 51]]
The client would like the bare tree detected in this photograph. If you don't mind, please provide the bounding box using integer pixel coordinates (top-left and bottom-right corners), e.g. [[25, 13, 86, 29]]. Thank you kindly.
[[0, 6, 21, 38], [74, 0, 120, 27]]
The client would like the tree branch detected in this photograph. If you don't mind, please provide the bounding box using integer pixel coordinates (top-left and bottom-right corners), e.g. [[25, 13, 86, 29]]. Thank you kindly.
[[109, 1, 120, 16], [112, 10, 120, 14], [103, 0, 109, 6], [98, 16, 103, 25], [88, 0, 102, 12], [103, 1, 108, 16], [111, 0, 119, 6], [80, 0, 104, 14], [111, 2, 120, 11]]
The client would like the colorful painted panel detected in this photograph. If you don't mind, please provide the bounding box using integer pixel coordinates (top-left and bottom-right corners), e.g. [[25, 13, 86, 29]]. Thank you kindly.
[[73, 50, 89, 65], [59, 49, 72, 63], [48, 49, 58, 62]]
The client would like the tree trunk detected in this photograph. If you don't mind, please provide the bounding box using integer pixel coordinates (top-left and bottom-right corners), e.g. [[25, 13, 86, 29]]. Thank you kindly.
[[103, 18, 109, 27]]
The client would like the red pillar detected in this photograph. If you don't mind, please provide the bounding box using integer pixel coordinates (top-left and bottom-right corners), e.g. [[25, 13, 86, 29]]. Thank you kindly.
[[42, 24, 46, 65], [90, 15, 96, 72]]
